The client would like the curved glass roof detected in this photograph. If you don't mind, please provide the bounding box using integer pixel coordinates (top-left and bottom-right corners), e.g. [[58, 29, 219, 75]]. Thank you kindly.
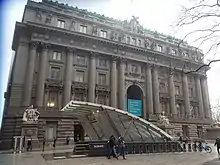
[[61, 101, 174, 142]]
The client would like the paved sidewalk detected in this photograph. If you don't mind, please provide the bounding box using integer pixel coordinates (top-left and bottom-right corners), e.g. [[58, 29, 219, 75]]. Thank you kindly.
[[0, 151, 219, 165]]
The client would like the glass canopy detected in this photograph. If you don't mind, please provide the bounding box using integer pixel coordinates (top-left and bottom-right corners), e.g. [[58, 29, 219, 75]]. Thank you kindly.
[[61, 101, 174, 142]]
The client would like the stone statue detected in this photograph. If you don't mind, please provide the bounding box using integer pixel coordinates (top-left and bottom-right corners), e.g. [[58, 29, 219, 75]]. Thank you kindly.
[[22, 105, 40, 123], [130, 16, 139, 32], [36, 10, 42, 20], [150, 41, 157, 50], [158, 111, 170, 126], [144, 38, 150, 48], [71, 20, 76, 30], [92, 24, 98, 35], [110, 31, 117, 40], [45, 13, 53, 23], [118, 33, 126, 42]]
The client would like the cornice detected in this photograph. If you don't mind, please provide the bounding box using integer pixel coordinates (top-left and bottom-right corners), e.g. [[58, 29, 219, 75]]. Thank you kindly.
[[25, 21, 204, 66]]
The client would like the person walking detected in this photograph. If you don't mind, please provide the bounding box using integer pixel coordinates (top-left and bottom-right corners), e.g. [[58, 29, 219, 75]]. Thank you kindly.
[[53, 137, 57, 150], [214, 138, 220, 155], [42, 137, 46, 152], [118, 136, 126, 159], [27, 138, 32, 152], [107, 135, 118, 159]]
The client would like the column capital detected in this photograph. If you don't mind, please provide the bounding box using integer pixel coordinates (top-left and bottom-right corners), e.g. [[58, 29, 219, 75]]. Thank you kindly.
[[66, 47, 75, 53], [29, 41, 39, 50], [41, 43, 50, 50], [111, 56, 118, 62], [118, 57, 127, 63], [90, 51, 98, 58]]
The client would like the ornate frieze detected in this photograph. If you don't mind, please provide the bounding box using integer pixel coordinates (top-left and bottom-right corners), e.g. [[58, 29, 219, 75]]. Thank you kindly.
[[72, 82, 88, 90], [95, 84, 110, 92], [45, 79, 63, 91], [30, 30, 205, 75], [45, 13, 53, 23]]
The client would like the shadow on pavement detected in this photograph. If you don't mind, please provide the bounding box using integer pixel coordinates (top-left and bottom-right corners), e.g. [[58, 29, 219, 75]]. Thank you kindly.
[[202, 157, 220, 165]]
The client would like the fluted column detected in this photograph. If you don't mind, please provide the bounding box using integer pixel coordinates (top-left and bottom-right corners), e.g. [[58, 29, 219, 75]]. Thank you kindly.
[[110, 57, 117, 108], [119, 58, 125, 110], [169, 74, 177, 116], [152, 66, 160, 114], [195, 75, 204, 118], [63, 48, 74, 106], [146, 65, 153, 115], [201, 77, 211, 118], [36, 44, 49, 107], [23, 42, 38, 106], [182, 74, 190, 116], [88, 52, 96, 103]]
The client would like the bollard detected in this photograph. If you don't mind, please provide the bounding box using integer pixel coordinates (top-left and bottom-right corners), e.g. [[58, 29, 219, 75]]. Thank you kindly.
[[192, 143, 197, 152], [182, 143, 186, 152], [132, 144, 135, 154], [139, 145, 143, 154], [165, 144, 169, 152], [188, 143, 192, 152]]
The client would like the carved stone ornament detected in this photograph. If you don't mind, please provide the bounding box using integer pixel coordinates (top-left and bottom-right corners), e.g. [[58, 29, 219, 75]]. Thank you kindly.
[[92, 24, 98, 35], [144, 38, 150, 49], [158, 111, 170, 126], [122, 16, 144, 34], [118, 33, 125, 42], [71, 20, 76, 30], [36, 10, 42, 20], [45, 13, 53, 23], [22, 105, 40, 123], [110, 31, 118, 40]]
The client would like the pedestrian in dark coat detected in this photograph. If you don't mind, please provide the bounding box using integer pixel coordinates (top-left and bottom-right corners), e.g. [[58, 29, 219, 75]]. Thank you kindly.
[[107, 135, 118, 159], [118, 136, 126, 159], [214, 138, 220, 155]]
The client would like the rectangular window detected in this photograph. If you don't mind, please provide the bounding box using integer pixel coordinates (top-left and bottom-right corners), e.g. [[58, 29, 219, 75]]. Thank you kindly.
[[182, 125, 189, 137], [50, 67, 60, 79], [100, 30, 107, 38], [79, 25, 87, 33], [171, 49, 176, 55], [138, 39, 141, 46], [52, 52, 62, 60], [189, 88, 194, 97], [57, 20, 65, 28], [132, 38, 136, 45], [98, 95, 106, 105], [157, 45, 163, 52], [45, 122, 57, 140], [175, 85, 180, 95], [74, 93, 84, 101], [76, 55, 86, 65], [127, 37, 130, 44], [197, 126, 203, 138], [131, 65, 138, 73], [47, 92, 58, 107], [98, 73, 106, 85], [75, 70, 84, 82], [99, 59, 107, 67]]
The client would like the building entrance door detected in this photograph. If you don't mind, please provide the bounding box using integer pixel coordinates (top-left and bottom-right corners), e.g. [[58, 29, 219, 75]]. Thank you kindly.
[[74, 124, 84, 142], [127, 85, 143, 117]]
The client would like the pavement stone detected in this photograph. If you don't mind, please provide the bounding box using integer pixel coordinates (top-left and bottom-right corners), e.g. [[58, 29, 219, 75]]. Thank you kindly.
[[0, 147, 219, 165]]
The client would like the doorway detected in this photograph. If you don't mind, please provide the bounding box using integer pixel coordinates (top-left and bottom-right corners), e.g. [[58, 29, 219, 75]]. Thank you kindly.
[[74, 124, 84, 142], [127, 85, 143, 117]]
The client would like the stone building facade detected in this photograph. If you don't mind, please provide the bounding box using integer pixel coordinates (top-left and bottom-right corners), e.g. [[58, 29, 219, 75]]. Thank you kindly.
[[0, 0, 212, 149]]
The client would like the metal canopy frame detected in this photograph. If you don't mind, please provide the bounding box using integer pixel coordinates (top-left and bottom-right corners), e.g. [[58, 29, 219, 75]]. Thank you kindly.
[[61, 101, 174, 142]]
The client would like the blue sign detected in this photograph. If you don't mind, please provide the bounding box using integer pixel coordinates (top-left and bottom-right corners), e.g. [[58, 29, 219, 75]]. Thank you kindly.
[[127, 99, 142, 117]]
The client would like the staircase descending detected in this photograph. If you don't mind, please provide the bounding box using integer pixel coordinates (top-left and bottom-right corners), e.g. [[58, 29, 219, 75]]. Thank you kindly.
[[74, 141, 90, 155]]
